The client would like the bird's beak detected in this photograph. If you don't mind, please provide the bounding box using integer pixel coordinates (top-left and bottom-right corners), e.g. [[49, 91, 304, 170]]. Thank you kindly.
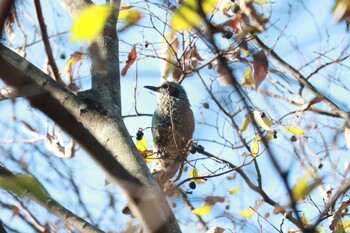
[[144, 85, 159, 92]]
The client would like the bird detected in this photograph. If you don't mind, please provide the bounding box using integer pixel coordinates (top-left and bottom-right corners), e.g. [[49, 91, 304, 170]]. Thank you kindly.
[[144, 81, 195, 189], [122, 81, 194, 215]]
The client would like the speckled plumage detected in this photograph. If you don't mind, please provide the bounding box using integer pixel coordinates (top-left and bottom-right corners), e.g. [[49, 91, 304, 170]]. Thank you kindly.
[[121, 82, 194, 215], [146, 82, 195, 188]]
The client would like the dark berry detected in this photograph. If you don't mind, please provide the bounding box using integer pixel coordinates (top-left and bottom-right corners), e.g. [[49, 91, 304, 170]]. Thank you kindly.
[[290, 135, 297, 142], [189, 181, 196, 189], [202, 102, 210, 109]]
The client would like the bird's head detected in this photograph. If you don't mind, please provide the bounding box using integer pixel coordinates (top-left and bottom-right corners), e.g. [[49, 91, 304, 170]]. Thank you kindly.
[[144, 81, 190, 105]]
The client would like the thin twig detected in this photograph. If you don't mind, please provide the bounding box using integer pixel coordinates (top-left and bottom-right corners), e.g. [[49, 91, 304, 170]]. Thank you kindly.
[[34, 0, 65, 86]]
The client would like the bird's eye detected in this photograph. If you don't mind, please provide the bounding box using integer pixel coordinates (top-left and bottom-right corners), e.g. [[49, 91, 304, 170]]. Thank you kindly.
[[161, 83, 169, 89]]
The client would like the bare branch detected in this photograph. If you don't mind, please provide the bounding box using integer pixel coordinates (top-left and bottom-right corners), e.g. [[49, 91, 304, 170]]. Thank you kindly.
[[253, 36, 350, 125], [33, 0, 65, 86]]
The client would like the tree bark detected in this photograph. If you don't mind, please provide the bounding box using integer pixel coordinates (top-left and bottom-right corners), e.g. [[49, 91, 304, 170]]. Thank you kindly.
[[0, 44, 180, 233]]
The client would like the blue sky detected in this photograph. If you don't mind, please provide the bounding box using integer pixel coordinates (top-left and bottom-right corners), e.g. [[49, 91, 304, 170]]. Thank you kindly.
[[1, 0, 350, 232]]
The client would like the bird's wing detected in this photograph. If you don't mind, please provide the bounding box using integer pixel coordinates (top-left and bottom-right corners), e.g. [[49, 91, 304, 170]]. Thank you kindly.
[[183, 107, 195, 137]]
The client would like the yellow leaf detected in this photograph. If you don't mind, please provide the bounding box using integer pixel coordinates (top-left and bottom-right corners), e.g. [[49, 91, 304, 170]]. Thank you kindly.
[[239, 208, 254, 218], [63, 52, 87, 74], [118, 9, 142, 31], [254, 0, 269, 4], [135, 128, 154, 163], [238, 112, 251, 134], [315, 226, 327, 232], [220, 1, 237, 15], [264, 132, 275, 143], [202, 0, 217, 13], [344, 126, 350, 149], [171, 5, 201, 30], [253, 110, 272, 132], [159, 31, 178, 77], [228, 186, 240, 194], [192, 204, 212, 215], [284, 125, 303, 135], [250, 134, 261, 156], [343, 219, 350, 231], [300, 212, 308, 225], [262, 116, 273, 127], [144, 152, 155, 163], [189, 167, 206, 184], [171, 0, 216, 30], [333, 0, 350, 23], [291, 172, 320, 201], [136, 134, 147, 152], [241, 68, 254, 86], [71, 4, 112, 41]]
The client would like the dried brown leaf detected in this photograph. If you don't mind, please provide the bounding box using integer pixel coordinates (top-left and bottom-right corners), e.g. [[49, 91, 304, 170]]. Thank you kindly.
[[4, 17, 14, 41], [204, 196, 225, 205], [45, 133, 65, 157], [217, 74, 234, 86], [4, 7, 16, 41], [333, 0, 350, 30], [221, 14, 242, 32], [273, 204, 286, 214], [330, 198, 350, 230], [344, 126, 350, 149], [121, 46, 137, 76], [206, 227, 225, 233], [253, 50, 268, 89], [64, 51, 87, 80], [160, 31, 178, 78], [192, 44, 204, 61], [119, 4, 134, 11], [299, 94, 324, 112]]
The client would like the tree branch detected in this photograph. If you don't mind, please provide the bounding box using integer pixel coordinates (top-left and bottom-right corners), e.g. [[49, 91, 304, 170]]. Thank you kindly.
[[253, 36, 350, 125], [0, 44, 181, 233], [0, 164, 104, 233], [58, 0, 93, 18], [34, 0, 64, 86]]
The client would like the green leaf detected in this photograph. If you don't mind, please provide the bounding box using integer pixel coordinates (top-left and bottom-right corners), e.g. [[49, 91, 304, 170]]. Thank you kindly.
[[71, 4, 112, 41], [0, 174, 50, 203]]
